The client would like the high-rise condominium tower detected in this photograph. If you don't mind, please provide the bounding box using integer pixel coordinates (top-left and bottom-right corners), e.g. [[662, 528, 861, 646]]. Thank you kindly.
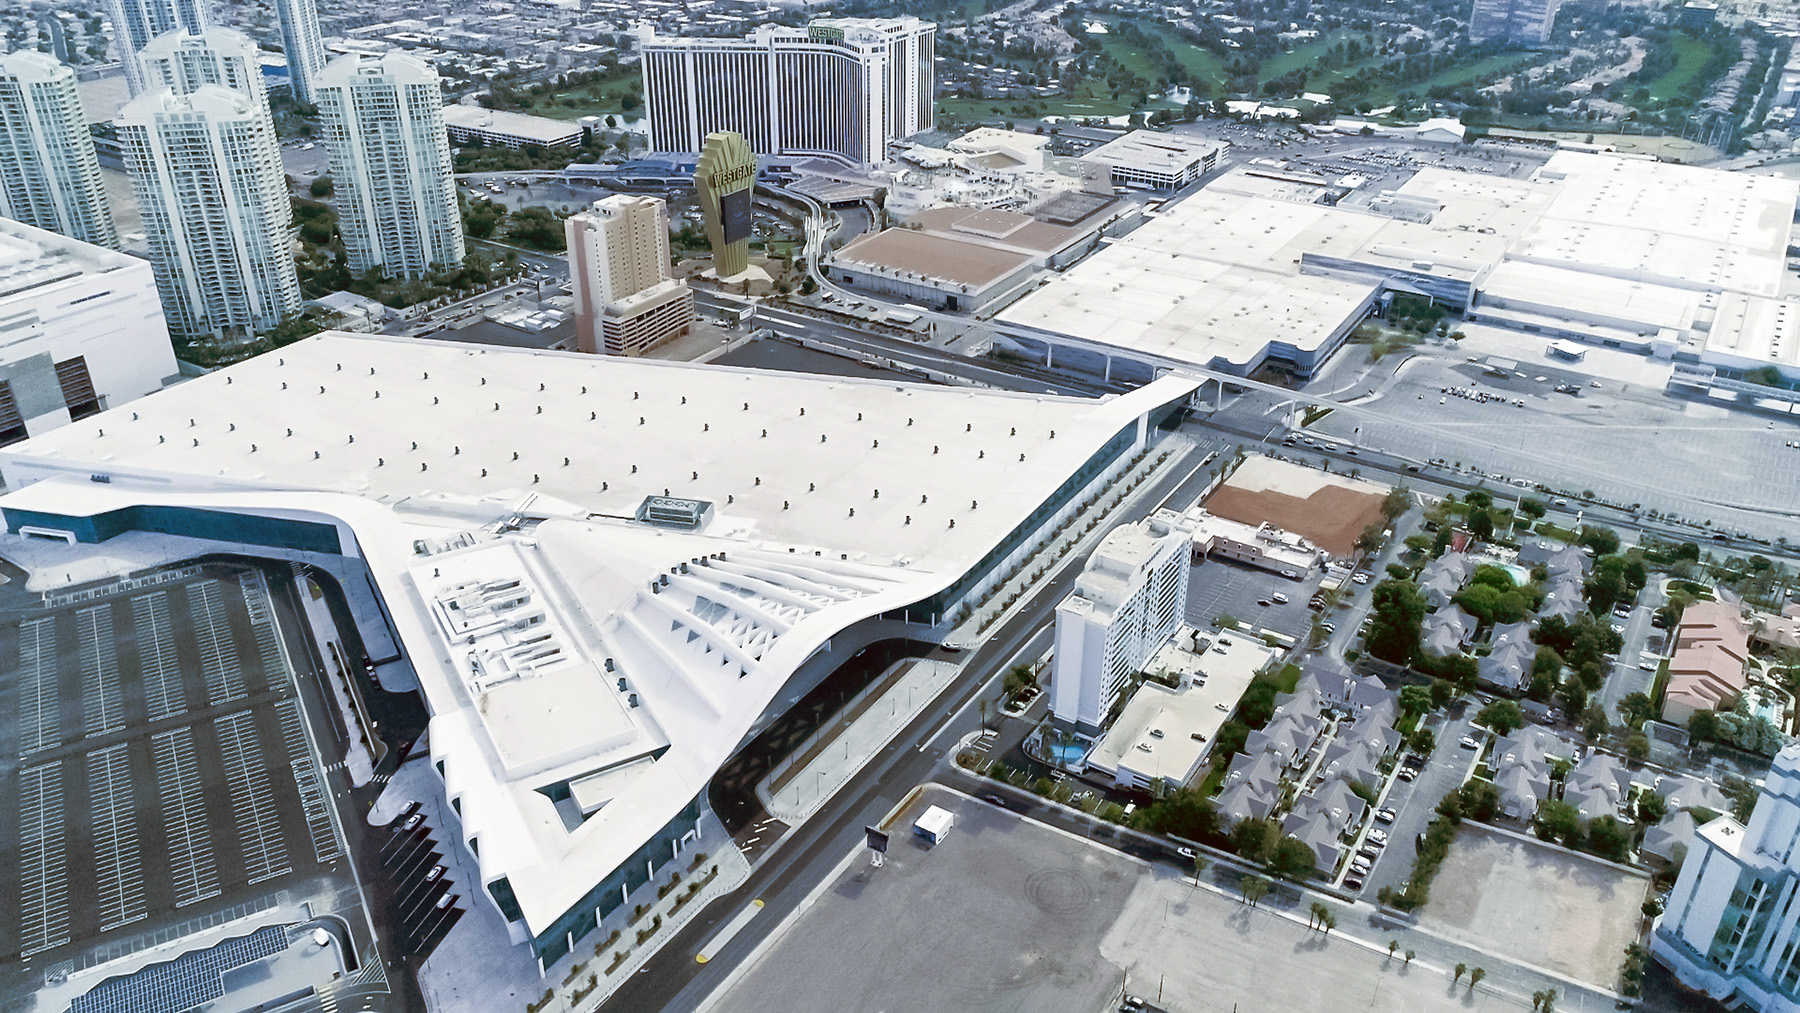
[[136, 27, 267, 106], [639, 17, 934, 165], [106, 0, 210, 96], [0, 52, 117, 248], [314, 53, 463, 279], [273, 0, 327, 105], [117, 85, 300, 341]]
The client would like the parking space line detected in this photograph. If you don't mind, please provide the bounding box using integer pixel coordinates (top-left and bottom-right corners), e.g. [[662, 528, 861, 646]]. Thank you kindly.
[[18, 760, 70, 956], [77, 605, 125, 738], [87, 742, 147, 931], [214, 710, 292, 885], [152, 726, 221, 907], [276, 699, 342, 864], [187, 581, 247, 705], [131, 592, 186, 721], [239, 572, 289, 685], [18, 617, 60, 754]]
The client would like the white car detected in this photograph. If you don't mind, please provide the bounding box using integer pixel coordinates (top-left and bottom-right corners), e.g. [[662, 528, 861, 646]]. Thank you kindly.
[[1352, 572, 1371, 585], [1460, 736, 1481, 750]]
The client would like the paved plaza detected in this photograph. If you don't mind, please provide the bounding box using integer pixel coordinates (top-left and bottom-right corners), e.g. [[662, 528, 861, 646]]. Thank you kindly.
[[710, 789, 1572, 1013], [1420, 825, 1649, 989]]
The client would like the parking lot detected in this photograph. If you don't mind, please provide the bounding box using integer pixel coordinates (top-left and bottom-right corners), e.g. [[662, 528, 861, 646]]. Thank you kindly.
[[1305, 344, 1800, 543], [1357, 708, 1484, 900], [374, 805, 464, 957], [0, 565, 351, 995], [1185, 558, 1326, 643], [1421, 824, 1650, 988]]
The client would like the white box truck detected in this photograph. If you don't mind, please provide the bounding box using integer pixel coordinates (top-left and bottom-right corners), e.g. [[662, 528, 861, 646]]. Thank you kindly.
[[912, 805, 954, 846]]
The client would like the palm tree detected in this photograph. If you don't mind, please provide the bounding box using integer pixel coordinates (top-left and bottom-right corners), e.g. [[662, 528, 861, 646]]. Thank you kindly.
[[1404, 950, 1415, 966], [1468, 967, 1485, 990], [1453, 963, 1467, 985], [1310, 901, 1329, 929], [1321, 912, 1336, 935], [1388, 940, 1398, 959], [978, 698, 988, 732], [1533, 991, 1546, 1011]]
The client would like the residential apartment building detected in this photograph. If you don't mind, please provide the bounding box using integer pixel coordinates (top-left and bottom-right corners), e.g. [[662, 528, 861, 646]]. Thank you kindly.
[[0, 216, 175, 445], [639, 17, 934, 165], [1469, 0, 1563, 43], [1050, 509, 1193, 735], [273, 0, 328, 105], [136, 27, 268, 106], [0, 52, 117, 249], [105, 0, 210, 96], [565, 194, 693, 355], [1654, 743, 1800, 1011], [314, 53, 464, 279], [1663, 601, 1751, 725], [117, 85, 301, 341]]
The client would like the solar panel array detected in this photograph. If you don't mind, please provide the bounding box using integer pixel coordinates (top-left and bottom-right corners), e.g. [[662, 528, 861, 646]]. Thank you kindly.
[[66, 924, 289, 1013]]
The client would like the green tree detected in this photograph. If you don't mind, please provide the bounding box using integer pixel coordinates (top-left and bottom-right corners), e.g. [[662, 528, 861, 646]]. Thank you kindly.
[[1408, 726, 1437, 755], [1240, 874, 1271, 906], [1365, 579, 1426, 664], [1453, 963, 1467, 984], [1136, 787, 1218, 842], [1399, 685, 1435, 719], [1518, 498, 1547, 519], [1468, 507, 1494, 542], [1688, 708, 1719, 742], [1230, 817, 1279, 863], [1618, 692, 1656, 729], [309, 175, 334, 197], [1637, 792, 1668, 824], [1578, 525, 1621, 555], [1355, 521, 1386, 555], [1558, 681, 1589, 717], [1271, 836, 1317, 881], [1476, 699, 1524, 736], [1381, 486, 1411, 522], [1468, 967, 1485, 990], [1588, 814, 1629, 860], [1534, 799, 1582, 845], [1581, 702, 1610, 741], [1625, 729, 1651, 762], [504, 205, 567, 251]]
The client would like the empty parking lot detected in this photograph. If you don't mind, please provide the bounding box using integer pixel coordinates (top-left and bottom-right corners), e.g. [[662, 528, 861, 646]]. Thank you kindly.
[[0, 565, 345, 982]]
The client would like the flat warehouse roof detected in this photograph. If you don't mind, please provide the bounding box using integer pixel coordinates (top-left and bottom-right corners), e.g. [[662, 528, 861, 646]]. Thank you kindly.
[[835, 228, 1033, 289], [1082, 130, 1225, 174], [441, 104, 581, 143]]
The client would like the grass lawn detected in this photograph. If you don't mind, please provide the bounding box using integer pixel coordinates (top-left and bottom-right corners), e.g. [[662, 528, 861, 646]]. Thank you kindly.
[[1258, 30, 1361, 85], [1095, 31, 1166, 84], [1647, 32, 1714, 102], [1275, 662, 1302, 693], [1353, 50, 1539, 107], [939, 81, 1134, 122], [530, 71, 641, 121], [1127, 22, 1229, 92]]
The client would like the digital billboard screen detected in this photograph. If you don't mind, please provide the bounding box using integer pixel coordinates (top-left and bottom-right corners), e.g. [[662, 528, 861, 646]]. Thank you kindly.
[[721, 186, 753, 246]]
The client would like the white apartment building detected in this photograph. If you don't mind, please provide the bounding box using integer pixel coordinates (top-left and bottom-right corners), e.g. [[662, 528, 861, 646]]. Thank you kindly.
[[315, 53, 465, 279], [1051, 509, 1194, 735], [273, 0, 327, 105], [639, 17, 935, 165], [105, 0, 210, 96], [0, 52, 117, 249], [137, 28, 268, 107], [1654, 743, 1800, 1011], [565, 194, 693, 356], [118, 85, 301, 341], [0, 216, 176, 444]]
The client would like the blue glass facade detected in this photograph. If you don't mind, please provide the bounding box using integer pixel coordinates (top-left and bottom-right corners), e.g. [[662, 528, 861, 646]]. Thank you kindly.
[[2, 505, 343, 554]]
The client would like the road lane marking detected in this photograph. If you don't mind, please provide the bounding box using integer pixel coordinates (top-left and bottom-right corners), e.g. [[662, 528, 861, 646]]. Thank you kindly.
[[696, 899, 764, 964]]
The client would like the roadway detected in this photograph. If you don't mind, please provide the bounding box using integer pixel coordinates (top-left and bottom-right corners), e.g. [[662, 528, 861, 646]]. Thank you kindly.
[[599, 435, 1219, 1012]]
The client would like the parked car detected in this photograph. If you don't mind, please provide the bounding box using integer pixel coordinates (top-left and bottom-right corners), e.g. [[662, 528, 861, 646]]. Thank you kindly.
[[1367, 829, 1388, 845], [1272, 592, 1289, 605], [1375, 807, 1397, 824], [1460, 736, 1480, 750], [1397, 767, 1418, 782], [1344, 875, 1365, 890], [1352, 572, 1370, 585]]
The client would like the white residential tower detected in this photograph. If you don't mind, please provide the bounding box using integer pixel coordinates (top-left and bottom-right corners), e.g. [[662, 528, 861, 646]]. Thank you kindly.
[[106, 0, 211, 96], [0, 52, 117, 248], [117, 85, 300, 341], [273, 0, 327, 105], [315, 53, 464, 279]]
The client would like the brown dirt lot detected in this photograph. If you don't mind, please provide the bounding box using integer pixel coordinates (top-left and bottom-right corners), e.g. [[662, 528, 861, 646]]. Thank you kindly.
[[1420, 824, 1649, 988], [1206, 483, 1385, 557]]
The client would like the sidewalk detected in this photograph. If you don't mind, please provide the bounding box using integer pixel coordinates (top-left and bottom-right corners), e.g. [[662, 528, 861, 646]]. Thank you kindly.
[[760, 659, 959, 823], [298, 574, 377, 786]]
